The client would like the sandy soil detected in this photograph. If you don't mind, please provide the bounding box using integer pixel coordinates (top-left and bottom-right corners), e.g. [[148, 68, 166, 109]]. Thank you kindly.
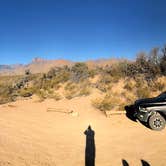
[[0, 96, 166, 166]]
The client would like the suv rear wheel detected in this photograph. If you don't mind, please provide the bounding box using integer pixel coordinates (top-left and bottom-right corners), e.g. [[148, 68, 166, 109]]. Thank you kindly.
[[148, 113, 166, 131]]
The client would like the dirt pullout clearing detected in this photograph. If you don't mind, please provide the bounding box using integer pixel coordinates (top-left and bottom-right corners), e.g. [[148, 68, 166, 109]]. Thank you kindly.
[[0, 97, 166, 166]]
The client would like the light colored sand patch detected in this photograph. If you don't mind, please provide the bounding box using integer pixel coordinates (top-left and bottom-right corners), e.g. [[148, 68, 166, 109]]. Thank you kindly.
[[0, 98, 165, 165]]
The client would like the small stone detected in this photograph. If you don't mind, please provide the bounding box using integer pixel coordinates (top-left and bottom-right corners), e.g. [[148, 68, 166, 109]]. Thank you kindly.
[[71, 111, 79, 117]]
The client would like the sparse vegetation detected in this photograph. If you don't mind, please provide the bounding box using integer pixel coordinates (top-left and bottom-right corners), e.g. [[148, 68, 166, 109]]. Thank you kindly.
[[92, 93, 123, 112], [0, 45, 166, 116]]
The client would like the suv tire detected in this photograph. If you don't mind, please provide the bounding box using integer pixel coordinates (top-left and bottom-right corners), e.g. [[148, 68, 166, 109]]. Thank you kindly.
[[148, 113, 166, 131]]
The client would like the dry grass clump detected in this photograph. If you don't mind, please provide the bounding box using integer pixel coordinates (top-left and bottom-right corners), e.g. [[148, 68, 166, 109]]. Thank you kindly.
[[95, 75, 114, 92], [152, 76, 166, 92], [36, 89, 47, 101], [36, 89, 62, 101], [123, 78, 136, 91], [64, 81, 92, 99], [92, 93, 123, 112], [121, 90, 136, 104], [18, 88, 34, 97], [51, 92, 62, 101], [136, 87, 151, 98], [79, 86, 91, 96], [64, 82, 79, 99], [134, 77, 151, 98], [78, 80, 91, 96], [0, 76, 20, 104], [123, 77, 151, 100]]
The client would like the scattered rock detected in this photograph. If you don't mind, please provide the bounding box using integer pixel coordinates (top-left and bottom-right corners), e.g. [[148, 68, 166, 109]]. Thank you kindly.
[[70, 110, 79, 117]]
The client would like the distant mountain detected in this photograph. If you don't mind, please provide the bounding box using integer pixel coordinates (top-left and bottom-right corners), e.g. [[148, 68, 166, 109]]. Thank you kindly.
[[0, 58, 74, 75], [0, 65, 12, 70], [86, 58, 121, 68], [0, 57, 125, 75]]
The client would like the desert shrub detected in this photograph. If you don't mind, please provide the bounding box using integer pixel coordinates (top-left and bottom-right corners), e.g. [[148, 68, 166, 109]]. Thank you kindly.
[[88, 69, 97, 78], [125, 63, 139, 77], [36, 88, 62, 101], [100, 74, 113, 84], [46, 89, 62, 100], [160, 61, 166, 75], [71, 63, 90, 82], [64, 82, 77, 91], [79, 86, 91, 96], [25, 69, 31, 75], [52, 92, 62, 101], [0, 84, 16, 104], [125, 51, 161, 80], [135, 76, 146, 88], [125, 54, 149, 79], [0, 75, 29, 104], [64, 80, 91, 98], [92, 97, 113, 111], [113, 61, 129, 78], [95, 71, 114, 92], [41, 80, 52, 90], [38, 67, 71, 91], [36, 89, 48, 101], [150, 77, 166, 92], [135, 77, 149, 98], [124, 80, 135, 91], [18, 88, 34, 97], [51, 69, 70, 84], [154, 82, 165, 92], [95, 75, 114, 92], [103, 64, 122, 81], [64, 82, 79, 99], [124, 83, 132, 91], [160, 46, 166, 75], [64, 90, 78, 99], [136, 87, 151, 98], [99, 61, 130, 84], [95, 82, 107, 92], [47, 67, 59, 79], [92, 94, 120, 111], [122, 91, 136, 104]]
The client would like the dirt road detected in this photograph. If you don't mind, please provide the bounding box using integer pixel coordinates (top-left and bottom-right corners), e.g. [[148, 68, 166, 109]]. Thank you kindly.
[[0, 98, 165, 166]]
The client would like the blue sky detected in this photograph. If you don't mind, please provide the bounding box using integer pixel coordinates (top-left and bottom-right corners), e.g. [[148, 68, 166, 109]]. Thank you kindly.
[[0, 0, 166, 64]]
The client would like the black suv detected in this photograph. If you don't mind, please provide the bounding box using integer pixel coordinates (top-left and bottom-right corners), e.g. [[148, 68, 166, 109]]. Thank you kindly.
[[132, 92, 166, 131]]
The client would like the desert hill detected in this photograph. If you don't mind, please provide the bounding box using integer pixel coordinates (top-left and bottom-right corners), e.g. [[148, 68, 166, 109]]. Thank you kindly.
[[0, 58, 73, 75], [0, 57, 123, 75]]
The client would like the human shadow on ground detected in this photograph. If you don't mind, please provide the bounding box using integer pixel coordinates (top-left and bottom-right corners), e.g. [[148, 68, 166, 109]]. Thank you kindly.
[[122, 159, 129, 166], [84, 125, 95, 166], [122, 159, 150, 166], [141, 159, 151, 166]]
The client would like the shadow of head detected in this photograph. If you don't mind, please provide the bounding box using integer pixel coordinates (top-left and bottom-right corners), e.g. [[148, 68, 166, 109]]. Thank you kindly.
[[122, 159, 129, 166], [141, 159, 150, 166], [125, 105, 137, 122]]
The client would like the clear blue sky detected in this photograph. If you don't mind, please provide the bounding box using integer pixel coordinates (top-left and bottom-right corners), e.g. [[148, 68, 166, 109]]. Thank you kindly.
[[0, 0, 166, 64]]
